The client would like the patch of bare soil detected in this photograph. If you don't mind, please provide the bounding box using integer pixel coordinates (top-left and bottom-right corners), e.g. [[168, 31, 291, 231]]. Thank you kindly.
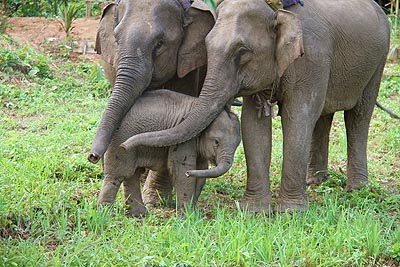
[[5, 17, 101, 60]]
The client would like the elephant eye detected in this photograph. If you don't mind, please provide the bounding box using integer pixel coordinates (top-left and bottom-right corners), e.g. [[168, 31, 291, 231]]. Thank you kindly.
[[237, 47, 250, 56], [236, 47, 252, 65], [154, 40, 165, 57], [155, 40, 164, 49], [214, 140, 220, 146]]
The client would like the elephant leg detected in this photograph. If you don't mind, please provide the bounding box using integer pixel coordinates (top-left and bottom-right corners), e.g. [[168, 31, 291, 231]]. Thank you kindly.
[[344, 63, 383, 191], [98, 174, 124, 206], [240, 95, 273, 214], [142, 169, 173, 208], [307, 113, 334, 186], [276, 70, 329, 212], [122, 168, 147, 217], [169, 139, 198, 211], [277, 107, 320, 212], [193, 157, 208, 205]]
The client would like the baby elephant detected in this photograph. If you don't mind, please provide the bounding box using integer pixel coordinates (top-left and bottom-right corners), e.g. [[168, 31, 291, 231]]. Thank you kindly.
[[98, 90, 241, 217]]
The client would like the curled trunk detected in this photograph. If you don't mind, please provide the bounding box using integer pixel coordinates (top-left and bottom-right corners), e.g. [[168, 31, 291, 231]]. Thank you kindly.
[[185, 156, 233, 178]]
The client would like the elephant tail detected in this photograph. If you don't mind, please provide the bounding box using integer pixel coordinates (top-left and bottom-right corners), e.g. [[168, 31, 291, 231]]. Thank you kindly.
[[376, 101, 400, 119]]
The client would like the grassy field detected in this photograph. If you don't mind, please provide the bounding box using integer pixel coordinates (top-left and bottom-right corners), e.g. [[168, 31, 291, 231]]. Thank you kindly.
[[0, 34, 399, 266]]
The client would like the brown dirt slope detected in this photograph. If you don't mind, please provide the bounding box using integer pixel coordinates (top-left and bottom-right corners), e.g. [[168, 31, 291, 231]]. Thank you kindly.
[[5, 17, 100, 54]]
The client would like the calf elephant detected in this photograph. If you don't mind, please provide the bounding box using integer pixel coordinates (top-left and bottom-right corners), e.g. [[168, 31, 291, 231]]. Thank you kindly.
[[99, 90, 241, 217], [123, 0, 390, 213]]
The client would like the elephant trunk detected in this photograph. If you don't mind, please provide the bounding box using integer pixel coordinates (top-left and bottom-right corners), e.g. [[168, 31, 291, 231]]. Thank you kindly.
[[120, 73, 237, 149], [89, 55, 151, 163], [185, 155, 234, 178]]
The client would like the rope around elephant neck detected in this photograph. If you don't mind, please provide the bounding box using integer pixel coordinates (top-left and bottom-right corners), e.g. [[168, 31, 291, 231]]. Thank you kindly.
[[254, 76, 279, 119]]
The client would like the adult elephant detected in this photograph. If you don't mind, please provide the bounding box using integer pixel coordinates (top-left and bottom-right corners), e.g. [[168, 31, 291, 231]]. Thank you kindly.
[[88, 0, 215, 164], [124, 0, 390, 213], [89, 0, 214, 207]]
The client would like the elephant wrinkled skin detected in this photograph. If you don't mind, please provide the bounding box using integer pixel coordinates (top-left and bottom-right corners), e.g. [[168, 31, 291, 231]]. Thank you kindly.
[[125, 0, 390, 213], [99, 90, 241, 217]]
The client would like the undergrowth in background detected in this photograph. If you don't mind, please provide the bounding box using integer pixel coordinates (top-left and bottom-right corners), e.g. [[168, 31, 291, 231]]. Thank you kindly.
[[0, 31, 399, 267], [2, 0, 100, 18]]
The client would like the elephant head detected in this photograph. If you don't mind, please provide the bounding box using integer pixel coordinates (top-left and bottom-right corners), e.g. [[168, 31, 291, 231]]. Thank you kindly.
[[88, 0, 215, 163], [186, 109, 241, 178], [119, 0, 303, 148]]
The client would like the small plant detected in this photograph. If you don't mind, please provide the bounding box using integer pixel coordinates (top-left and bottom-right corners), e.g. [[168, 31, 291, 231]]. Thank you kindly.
[[58, 2, 83, 38]]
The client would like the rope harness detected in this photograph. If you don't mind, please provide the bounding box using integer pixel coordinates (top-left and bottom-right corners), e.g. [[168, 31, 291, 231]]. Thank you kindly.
[[254, 78, 280, 119]]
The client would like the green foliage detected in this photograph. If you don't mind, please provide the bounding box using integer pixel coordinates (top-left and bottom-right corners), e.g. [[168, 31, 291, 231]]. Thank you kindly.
[[0, 12, 11, 34], [88, 62, 111, 96], [0, 37, 52, 80], [3, 0, 95, 18], [387, 239, 400, 263], [380, 64, 400, 97], [3, 0, 63, 17], [47, 0, 69, 17]]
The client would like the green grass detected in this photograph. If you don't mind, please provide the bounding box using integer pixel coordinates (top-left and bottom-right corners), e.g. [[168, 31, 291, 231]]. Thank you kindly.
[[1, 35, 399, 266]]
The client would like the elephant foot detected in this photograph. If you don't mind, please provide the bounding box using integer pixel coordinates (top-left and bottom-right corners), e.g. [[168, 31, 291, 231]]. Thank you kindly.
[[275, 194, 308, 214], [344, 178, 369, 192], [142, 190, 173, 208], [306, 172, 329, 187], [126, 204, 147, 218], [142, 171, 173, 208], [239, 196, 273, 215]]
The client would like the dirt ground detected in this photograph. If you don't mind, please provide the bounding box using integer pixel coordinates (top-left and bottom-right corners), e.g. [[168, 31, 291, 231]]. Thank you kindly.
[[5, 17, 101, 58]]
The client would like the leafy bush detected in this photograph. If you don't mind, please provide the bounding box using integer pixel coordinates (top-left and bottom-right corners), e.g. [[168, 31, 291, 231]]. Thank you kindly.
[[0, 37, 52, 79]]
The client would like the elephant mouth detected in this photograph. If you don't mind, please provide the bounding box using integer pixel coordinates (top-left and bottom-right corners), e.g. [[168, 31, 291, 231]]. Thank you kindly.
[[210, 158, 217, 166]]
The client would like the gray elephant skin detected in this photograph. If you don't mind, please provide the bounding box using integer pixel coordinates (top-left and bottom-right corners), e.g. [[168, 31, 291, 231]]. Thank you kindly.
[[125, 0, 390, 213], [89, 0, 215, 164], [99, 90, 241, 217]]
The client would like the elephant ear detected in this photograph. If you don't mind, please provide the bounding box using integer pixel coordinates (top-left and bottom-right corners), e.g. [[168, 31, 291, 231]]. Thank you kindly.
[[275, 9, 304, 77], [95, 3, 118, 66], [177, 0, 216, 78]]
